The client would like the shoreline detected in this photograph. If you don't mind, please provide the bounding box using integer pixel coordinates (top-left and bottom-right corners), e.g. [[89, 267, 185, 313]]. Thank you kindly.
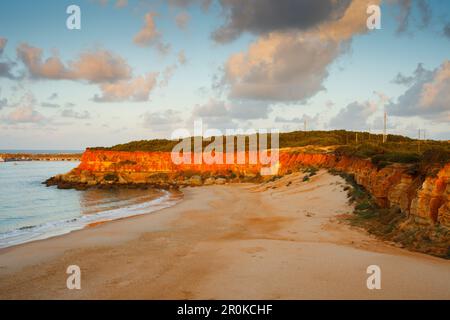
[[0, 189, 182, 250], [0, 170, 449, 299], [0, 153, 82, 162]]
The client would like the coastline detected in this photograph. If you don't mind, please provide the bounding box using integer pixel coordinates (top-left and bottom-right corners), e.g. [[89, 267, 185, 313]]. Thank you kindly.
[[0, 189, 182, 249], [0, 170, 449, 299], [0, 153, 82, 162]]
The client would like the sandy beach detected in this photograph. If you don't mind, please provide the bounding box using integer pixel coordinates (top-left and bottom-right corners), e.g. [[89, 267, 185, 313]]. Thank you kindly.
[[0, 170, 449, 299]]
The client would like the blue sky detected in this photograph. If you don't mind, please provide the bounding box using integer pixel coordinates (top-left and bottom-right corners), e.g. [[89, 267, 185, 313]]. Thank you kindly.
[[0, 0, 449, 149]]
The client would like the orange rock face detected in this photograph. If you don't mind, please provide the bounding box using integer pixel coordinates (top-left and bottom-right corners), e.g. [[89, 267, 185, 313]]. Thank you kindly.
[[68, 149, 450, 227]]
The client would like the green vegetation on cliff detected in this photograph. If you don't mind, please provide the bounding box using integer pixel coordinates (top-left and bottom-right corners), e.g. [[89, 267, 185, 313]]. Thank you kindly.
[[91, 130, 449, 169], [93, 130, 414, 151]]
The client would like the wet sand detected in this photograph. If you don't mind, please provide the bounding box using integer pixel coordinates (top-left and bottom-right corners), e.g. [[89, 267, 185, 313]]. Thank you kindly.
[[0, 170, 449, 299]]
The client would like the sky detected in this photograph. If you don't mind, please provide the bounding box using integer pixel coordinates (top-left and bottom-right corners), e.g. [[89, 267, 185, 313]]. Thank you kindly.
[[0, 0, 449, 150]]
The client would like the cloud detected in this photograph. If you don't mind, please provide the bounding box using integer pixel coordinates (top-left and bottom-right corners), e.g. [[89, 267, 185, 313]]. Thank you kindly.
[[95, 0, 108, 6], [0, 92, 52, 124], [275, 113, 319, 125], [175, 12, 190, 30], [48, 93, 58, 100], [186, 99, 273, 132], [228, 101, 272, 120], [371, 115, 397, 130], [213, 0, 352, 43], [142, 109, 182, 128], [8, 41, 160, 103], [274, 116, 304, 123], [178, 50, 187, 65], [159, 53, 188, 88], [17, 43, 132, 83], [396, 0, 413, 33], [221, 33, 343, 102], [7, 92, 37, 109], [168, 0, 211, 11], [0, 98, 6, 110], [392, 63, 426, 86], [395, 0, 432, 33], [0, 37, 7, 55], [0, 37, 19, 79], [133, 12, 171, 54], [41, 102, 60, 108], [61, 109, 90, 119], [94, 0, 127, 8], [218, 0, 380, 102], [133, 12, 160, 46], [160, 65, 177, 87], [417, 0, 431, 27], [115, 0, 128, 8], [157, 43, 171, 55], [191, 103, 237, 131], [329, 101, 377, 130], [0, 60, 16, 79], [444, 23, 450, 39], [0, 89, 6, 110], [275, 113, 321, 130], [2, 106, 46, 124], [193, 99, 271, 120], [387, 60, 450, 122], [93, 72, 158, 102], [325, 100, 335, 108]]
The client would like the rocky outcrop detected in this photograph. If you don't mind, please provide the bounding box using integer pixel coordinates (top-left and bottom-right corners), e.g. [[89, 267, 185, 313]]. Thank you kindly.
[[46, 149, 450, 228], [410, 164, 450, 226]]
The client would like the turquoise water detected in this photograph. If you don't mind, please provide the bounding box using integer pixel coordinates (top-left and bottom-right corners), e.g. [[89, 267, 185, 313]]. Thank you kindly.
[[0, 161, 179, 248]]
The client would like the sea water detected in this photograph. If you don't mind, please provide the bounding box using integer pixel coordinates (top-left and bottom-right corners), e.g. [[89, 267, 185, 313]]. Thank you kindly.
[[0, 161, 179, 248]]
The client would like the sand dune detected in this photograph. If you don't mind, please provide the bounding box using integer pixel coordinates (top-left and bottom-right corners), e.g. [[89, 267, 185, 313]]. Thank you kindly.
[[0, 170, 449, 299]]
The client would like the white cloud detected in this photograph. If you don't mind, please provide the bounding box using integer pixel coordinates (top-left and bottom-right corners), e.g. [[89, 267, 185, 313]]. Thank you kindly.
[[219, 0, 380, 102], [17, 43, 132, 83], [133, 12, 171, 54], [0, 37, 7, 55], [115, 0, 128, 8], [41, 102, 60, 108], [175, 12, 190, 30], [61, 109, 90, 119], [222, 32, 343, 102], [193, 99, 271, 120], [93, 72, 159, 102], [2, 106, 46, 124], [178, 50, 187, 65], [329, 101, 377, 130], [387, 60, 450, 122]]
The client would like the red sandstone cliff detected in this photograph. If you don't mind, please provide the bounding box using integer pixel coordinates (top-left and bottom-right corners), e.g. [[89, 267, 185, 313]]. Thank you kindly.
[[53, 149, 450, 228]]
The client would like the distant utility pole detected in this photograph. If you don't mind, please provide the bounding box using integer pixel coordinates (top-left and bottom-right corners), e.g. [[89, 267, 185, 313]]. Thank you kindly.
[[304, 119, 307, 132], [382, 111, 387, 143], [418, 129, 421, 153]]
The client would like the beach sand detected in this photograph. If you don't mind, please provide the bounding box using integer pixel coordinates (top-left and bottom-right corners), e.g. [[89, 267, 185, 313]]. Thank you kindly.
[[0, 170, 449, 299]]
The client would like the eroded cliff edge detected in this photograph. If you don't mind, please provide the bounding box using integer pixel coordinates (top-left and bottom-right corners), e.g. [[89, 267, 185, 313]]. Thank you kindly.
[[46, 148, 450, 230]]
